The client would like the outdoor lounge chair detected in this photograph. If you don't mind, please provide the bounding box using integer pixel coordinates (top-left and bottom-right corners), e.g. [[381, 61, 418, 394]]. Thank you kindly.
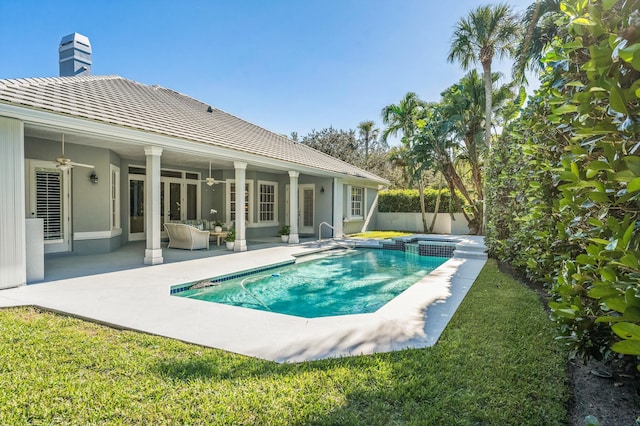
[[164, 223, 210, 250]]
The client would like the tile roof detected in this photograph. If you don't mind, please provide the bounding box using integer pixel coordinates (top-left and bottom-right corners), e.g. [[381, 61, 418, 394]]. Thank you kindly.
[[0, 75, 386, 183]]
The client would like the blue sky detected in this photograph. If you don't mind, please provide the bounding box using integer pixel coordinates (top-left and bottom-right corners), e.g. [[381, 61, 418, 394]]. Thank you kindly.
[[0, 0, 536, 140]]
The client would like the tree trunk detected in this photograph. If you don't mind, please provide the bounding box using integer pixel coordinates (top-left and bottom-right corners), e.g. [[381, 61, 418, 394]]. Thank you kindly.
[[445, 177, 474, 230], [468, 137, 484, 233], [428, 174, 444, 233], [465, 129, 484, 206], [482, 62, 493, 153], [418, 177, 428, 233], [442, 160, 473, 206], [441, 159, 481, 235], [481, 61, 493, 235]]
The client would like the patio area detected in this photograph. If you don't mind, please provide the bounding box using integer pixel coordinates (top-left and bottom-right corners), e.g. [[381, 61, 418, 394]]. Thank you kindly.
[[40, 237, 314, 282], [0, 236, 487, 363]]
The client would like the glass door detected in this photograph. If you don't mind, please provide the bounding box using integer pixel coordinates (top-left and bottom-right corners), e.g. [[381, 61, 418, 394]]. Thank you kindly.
[[128, 168, 201, 241], [298, 185, 315, 234], [128, 175, 145, 241], [161, 179, 183, 229]]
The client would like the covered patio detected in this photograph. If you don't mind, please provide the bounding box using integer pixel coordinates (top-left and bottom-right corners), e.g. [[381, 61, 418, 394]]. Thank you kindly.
[[40, 237, 317, 283]]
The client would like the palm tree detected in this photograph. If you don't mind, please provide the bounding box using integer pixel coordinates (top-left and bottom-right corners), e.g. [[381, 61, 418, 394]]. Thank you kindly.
[[387, 145, 411, 188], [440, 69, 515, 229], [448, 3, 519, 153], [381, 93, 430, 231], [357, 120, 379, 159], [448, 3, 519, 234], [512, 0, 563, 83], [381, 92, 424, 144], [413, 104, 480, 233]]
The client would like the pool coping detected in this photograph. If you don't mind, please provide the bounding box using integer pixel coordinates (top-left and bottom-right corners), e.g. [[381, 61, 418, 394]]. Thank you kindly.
[[0, 235, 487, 363]]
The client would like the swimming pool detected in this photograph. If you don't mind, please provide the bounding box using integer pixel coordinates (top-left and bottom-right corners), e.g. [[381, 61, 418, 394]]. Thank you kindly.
[[175, 248, 448, 318]]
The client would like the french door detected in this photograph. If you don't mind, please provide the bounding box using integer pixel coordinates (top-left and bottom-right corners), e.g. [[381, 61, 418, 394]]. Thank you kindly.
[[161, 178, 183, 230], [128, 173, 200, 241], [129, 175, 145, 241]]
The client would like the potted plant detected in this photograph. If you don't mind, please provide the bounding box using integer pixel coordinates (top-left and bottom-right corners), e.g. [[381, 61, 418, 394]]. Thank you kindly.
[[225, 227, 236, 250], [278, 225, 290, 243], [210, 209, 223, 232]]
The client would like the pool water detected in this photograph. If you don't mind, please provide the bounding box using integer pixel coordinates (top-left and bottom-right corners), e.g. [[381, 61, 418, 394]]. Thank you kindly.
[[176, 249, 448, 318]]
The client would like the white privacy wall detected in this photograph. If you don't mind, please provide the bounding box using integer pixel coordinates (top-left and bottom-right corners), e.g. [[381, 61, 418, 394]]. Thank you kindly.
[[0, 117, 26, 288], [376, 212, 470, 235]]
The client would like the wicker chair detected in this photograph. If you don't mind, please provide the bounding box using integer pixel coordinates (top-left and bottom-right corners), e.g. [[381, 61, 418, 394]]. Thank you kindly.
[[164, 223, 210, 250]]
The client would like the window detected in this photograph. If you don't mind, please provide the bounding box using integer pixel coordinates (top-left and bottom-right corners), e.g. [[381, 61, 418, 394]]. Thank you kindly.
[[258, 181, 278, 223], [350, 186, 364, 218], [110, 165, 121, 230], [228, 180, 253, 224], [161, 170, 182, 178]]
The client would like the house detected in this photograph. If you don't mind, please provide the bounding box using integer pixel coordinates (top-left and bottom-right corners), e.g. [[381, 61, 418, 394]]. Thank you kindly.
[[0, 34, 387, 289]]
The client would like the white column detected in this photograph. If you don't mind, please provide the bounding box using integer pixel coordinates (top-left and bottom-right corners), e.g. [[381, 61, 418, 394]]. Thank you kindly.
[[332, 177, 344, 238], [144, 146, 163, 265], [233, 161, 247, 252], [288, 171, 300, 244], [0, 117, 26, 289]]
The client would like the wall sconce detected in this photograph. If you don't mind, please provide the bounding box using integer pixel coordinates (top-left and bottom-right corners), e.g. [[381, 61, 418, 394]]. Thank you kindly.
[[89, 170, 99, 184], [320, 186, 325, 193]]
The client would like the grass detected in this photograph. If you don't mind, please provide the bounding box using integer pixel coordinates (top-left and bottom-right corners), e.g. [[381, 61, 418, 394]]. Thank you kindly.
[[348, 230, 413, 239], [0, 260, 568, 424]]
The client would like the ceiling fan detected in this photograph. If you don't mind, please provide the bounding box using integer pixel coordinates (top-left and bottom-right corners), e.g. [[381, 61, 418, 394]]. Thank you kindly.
[[55, 133, 94, 170], [203, 161, 226, 187]]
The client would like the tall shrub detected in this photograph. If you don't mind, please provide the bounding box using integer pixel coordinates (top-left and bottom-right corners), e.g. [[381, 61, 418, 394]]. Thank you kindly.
[[378, 189, 466, 213], [487, 0, 640, 362]]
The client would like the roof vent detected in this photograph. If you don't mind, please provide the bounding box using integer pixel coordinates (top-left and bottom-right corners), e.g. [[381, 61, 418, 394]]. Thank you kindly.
[[59, 33, 92, 77], [207, 106, 213, 113]]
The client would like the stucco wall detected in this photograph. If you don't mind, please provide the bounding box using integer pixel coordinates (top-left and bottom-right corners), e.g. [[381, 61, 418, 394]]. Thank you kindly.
[[25, 137, 111, 233], [375, 212, 470, 235], [277, 175, 334, 238], [340, 186, 379, 235], [25, 137, 116, 255], [248, 171, 287, 238], [311, 177, 334, 238], [70, 144, 111, 232]]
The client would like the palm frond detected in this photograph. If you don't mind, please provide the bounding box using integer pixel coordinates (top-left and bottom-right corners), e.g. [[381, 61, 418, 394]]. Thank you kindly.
[[512, 0, 563, 82]]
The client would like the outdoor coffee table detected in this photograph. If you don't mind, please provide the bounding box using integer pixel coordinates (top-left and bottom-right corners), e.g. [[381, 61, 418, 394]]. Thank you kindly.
[[209, 231, 229, 246]]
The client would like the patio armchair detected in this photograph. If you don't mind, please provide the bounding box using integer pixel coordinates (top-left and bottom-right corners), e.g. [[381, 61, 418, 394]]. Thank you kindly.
[[164, 223, 210, 250]]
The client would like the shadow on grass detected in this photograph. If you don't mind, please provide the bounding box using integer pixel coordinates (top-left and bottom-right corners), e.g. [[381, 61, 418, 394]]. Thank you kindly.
[[152, 342, 376, 382], [154, 356, 288, 381], [152, 337, 387, 382], [152, 259, 569, 424]]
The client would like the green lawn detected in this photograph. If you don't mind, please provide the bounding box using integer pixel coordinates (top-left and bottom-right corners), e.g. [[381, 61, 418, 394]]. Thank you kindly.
[[348, 230, 413, 239], [0, 260, 568, 424]]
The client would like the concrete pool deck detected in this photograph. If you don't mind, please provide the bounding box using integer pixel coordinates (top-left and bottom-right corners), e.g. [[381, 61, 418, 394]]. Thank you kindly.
[[0, 236, 487, 363]]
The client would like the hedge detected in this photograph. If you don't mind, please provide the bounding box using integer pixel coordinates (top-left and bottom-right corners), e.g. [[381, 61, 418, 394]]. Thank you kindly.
[[485, 0, 640, 364], [378, 189, 466, 213]]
